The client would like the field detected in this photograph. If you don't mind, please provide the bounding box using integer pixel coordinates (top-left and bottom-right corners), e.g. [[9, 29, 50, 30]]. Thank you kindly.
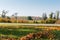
[[0, 23, 60, 40]]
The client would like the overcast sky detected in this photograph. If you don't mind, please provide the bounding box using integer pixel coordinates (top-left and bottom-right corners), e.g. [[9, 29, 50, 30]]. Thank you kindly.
[[0, 0, 60, 17]]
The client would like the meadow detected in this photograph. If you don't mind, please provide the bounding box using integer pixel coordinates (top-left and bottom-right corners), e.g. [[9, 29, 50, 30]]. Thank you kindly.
[[0, 23, 60, 40]]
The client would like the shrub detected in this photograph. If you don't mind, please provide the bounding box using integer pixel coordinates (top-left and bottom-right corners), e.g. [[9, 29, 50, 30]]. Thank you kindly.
[[40, 20, 46, 24], [46, 19, 56, 24], [20, 30, 55, 40]]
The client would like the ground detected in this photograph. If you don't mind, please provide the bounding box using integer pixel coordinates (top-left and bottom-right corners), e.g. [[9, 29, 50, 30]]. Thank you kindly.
[[0, 23, 60, 40]]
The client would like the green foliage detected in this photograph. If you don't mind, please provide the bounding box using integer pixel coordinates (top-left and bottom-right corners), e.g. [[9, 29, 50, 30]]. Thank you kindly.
[[0, 28, 39, 37], [33, 20, 38, 23], [40, 20, 46, 24], [7, 16, 10, 19], [0, 28, 60, 40], [28, 16, 32, 20], [49, 12, 54, 19], [46, 19, 56, 24], [42, 13, 47, 20], [53, 14, 56, 19], [56, 11, 59, 20]]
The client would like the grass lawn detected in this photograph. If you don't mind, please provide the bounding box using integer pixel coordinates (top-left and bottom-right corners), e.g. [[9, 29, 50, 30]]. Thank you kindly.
[[0, 28, 41, 38], [0, 28, 60, 40], [0, 23, 60, 40]]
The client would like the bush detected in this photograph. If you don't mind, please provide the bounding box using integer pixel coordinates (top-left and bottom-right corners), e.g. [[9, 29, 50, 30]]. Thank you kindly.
[[40, 20, 46, 24], [33, 21, 38, 23], [20, 30, 55, 40], [46, 19, 56, 24]]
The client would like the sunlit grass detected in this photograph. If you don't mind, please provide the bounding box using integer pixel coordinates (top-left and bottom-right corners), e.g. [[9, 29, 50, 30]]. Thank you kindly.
[[0, 23, 60, 40]]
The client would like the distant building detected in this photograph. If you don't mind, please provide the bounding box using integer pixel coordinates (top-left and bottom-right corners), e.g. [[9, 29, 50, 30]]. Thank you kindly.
[[31, 16, 42, 20], [10, 16, 42, 20]]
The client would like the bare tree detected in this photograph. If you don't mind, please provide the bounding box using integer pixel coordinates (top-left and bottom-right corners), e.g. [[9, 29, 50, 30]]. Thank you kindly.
[[14, 12, 18, 19], [1, 10, 8, 18], [12, 12, 18, 19], [12, 12, 18, 23]]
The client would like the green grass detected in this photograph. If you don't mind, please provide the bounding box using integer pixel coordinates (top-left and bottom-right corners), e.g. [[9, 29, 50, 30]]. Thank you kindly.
[[0, 28, 60, 39], [0, 25, 60, 40], [0, 28, 41, 38]]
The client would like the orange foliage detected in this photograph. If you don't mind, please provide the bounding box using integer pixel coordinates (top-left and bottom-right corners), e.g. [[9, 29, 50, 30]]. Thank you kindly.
[[20, 30, 55, 40]]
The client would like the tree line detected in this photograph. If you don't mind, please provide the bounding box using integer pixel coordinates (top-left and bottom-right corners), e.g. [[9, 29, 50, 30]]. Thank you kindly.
[[0, 10, 60, 23], [42, 11, 59, 20]]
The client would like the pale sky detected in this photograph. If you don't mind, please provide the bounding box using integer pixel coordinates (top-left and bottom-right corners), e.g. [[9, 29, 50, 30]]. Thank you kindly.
[[0, 0, 60, 17]]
